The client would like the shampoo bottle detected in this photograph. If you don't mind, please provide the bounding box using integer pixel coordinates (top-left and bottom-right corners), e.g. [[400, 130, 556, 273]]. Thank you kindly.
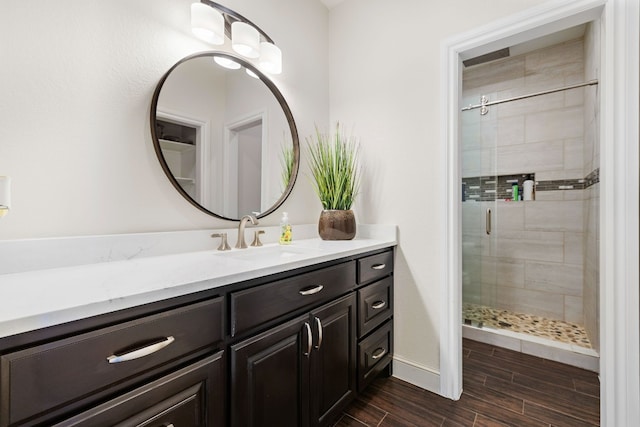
[[279, 212, 292, 245], [523, 175, 535, 201], [512, 183, 519, 201]]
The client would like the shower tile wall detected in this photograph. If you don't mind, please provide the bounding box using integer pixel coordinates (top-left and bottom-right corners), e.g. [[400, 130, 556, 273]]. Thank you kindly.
[[462, 36, 593, 327]]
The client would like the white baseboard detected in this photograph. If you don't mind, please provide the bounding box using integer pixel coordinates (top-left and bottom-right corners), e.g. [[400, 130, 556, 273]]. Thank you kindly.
[[392, 356, 441, 395]]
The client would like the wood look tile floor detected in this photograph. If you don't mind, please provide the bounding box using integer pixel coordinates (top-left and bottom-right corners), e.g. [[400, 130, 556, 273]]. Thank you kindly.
[[334, 338, 600, 427]]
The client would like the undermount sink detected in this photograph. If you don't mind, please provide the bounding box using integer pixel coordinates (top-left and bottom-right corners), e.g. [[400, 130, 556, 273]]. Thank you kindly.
[[214, 244, 321, 263]]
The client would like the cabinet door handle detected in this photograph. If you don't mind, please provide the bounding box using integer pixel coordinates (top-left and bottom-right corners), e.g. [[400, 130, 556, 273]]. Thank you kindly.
[[314, 317, 323, 350], [303, 322, 312, 357], [107, 336, 175, 364], [371, 263, 386, 270], [299, 285, 324, 296], [371, 348, 387, 360], [372, 301, 386, 310], [486, 208, 492, 235]]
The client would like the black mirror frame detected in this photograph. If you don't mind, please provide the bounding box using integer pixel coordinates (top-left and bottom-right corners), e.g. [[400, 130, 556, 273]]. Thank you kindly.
[[150, 51, 300, 221]]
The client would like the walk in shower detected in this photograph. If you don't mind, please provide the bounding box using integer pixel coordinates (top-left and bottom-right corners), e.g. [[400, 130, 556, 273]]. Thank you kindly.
[[460, 23, 600, 365]]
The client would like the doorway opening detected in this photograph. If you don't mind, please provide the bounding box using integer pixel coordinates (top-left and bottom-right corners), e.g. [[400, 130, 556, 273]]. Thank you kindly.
[[223, 112, 267, 218], [459, 23, 600, 372]]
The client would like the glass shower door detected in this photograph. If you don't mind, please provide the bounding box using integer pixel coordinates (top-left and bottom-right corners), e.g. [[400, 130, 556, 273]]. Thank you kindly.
[[460, 97, 498, 327]]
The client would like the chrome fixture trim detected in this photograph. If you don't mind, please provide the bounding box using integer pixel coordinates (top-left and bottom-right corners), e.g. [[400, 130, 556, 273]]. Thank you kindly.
[[211, 232, 231, 251], [299, 285, 324, 296], [250, 230, 265, 247], [486, 208, 491, 235], [372, 301, 387, 310], [314, 317, 323, 350], [107, 336, 175, 364], [462, 79, 599, 114], [236, 214, 258, 249]]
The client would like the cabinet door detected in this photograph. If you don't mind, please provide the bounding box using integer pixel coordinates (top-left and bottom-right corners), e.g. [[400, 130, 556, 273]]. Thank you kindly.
[[230, 315, 311, 427], [55, 351, 225, 427], [309, 293, 357, 427]]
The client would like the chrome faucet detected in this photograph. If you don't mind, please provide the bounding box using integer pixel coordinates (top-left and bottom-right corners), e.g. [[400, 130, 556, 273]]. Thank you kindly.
[[236, 214, 259, 249]]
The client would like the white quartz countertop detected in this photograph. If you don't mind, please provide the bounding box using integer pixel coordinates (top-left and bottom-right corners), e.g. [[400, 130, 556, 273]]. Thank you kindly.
[[0, 224, 396, 339]]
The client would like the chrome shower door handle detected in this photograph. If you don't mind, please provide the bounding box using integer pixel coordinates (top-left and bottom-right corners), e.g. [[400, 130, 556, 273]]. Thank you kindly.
[[486, 208, 492, 235]]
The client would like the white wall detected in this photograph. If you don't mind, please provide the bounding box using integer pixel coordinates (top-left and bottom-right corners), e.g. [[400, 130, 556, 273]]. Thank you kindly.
[[0, 0, 328, 239], [329, 0, 547, 381]]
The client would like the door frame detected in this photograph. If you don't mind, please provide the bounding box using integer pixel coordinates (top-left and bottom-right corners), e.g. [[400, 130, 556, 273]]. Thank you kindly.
[[223, 110, 268, 218], [440, 0, 639, 425], [156, 109, 210, 207]]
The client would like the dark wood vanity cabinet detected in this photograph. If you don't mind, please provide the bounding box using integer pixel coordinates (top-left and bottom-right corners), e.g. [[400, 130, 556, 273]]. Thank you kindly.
[[54, 351, 225, 427], [356, 251, 394, 391], [0, 247, 394, 427], [230, 293, 356, 427], [0, 297, 225, 427]]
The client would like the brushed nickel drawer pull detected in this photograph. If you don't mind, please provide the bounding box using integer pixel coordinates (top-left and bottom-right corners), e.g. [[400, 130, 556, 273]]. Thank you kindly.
[[314, 317, 323, 350], [303, 322, 312, 357], [371, 348, 387, 360], [372, 301, 386, 310], [299, 285, 324, 296], [371, 263, 386, 270], [107, 336, 175, 364]]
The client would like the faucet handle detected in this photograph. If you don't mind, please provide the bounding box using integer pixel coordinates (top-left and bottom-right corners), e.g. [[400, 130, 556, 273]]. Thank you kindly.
[[211, 232, 231, 251], [251, 230, 265, 247]]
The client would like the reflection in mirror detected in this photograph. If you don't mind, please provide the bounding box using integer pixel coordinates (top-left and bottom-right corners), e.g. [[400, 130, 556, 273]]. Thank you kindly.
[[151, 52, 299, 221]]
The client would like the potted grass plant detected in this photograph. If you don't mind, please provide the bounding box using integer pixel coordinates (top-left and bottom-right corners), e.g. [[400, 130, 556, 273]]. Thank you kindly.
[[307, 123, 361, 240]]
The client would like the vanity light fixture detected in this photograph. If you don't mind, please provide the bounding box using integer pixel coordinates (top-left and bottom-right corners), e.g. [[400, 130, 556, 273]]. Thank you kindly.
[[245, 68, 259, 79], [259, 42, 282, 75], [191, 3, 224, 45], [0, 176, 11, 218], [231, 21, 260, 58], [190, 1, 282, 75]]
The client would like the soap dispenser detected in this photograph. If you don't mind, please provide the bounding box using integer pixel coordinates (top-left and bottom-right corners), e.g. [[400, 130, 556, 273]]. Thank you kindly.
[[279, 212, 292, 245]]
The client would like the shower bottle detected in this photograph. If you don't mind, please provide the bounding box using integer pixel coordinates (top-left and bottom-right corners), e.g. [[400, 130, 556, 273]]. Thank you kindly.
[[523, 175, 535, 201]]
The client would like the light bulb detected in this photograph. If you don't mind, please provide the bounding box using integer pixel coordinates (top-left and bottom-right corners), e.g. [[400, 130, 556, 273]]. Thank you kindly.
[[259, 42, 282, 74], [191, 3, 224, 45], [232, 21, 260, 58]]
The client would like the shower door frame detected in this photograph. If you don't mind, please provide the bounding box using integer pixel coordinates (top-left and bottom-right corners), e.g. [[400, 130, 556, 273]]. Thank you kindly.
[[441, 1, 639, 426]]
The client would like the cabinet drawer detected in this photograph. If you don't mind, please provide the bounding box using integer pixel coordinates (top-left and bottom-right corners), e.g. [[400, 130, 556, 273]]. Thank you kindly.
[[0, 297, 224, 427], [357, 250, 393, 284], [55, 352, 225, 427], [358, 321, 393, 392], [358, 276, 393, 337], [231, 261, 356, 337]]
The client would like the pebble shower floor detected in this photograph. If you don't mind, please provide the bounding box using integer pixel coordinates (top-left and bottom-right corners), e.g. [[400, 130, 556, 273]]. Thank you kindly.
[[463, 303, 592, 348]]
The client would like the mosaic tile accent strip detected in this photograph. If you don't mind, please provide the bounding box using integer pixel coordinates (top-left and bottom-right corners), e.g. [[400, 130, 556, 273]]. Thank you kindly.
[[535, 178, 585, 191], [463, 303, 592, 348], [462, 168, 600, 201], [584, 168, 599, 188], [463, 173, 534, 201]]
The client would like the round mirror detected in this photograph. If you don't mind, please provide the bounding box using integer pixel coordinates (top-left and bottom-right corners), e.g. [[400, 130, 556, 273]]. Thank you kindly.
[[150, 52, 299, 220]]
